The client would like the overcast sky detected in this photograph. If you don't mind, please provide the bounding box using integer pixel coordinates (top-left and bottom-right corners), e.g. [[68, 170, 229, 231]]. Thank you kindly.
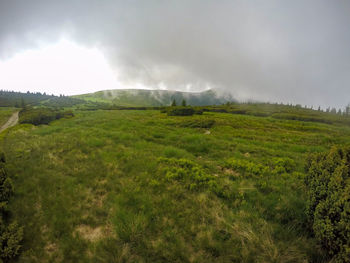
[[0, 0, 349, 108]]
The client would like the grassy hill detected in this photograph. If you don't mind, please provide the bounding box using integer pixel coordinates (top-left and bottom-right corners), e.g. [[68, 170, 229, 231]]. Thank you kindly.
[[74, 89, 234, 106], [0, 90, 84, 109], [2, 105, 350, 262]]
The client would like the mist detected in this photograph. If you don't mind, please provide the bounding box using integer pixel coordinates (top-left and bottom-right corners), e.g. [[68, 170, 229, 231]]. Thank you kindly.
[[0, 0, 349, 108]]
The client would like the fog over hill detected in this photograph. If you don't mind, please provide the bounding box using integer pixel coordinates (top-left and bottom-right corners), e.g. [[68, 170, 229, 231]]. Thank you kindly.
[[75, 89, 235, 107], [0, 1, 349, 108]]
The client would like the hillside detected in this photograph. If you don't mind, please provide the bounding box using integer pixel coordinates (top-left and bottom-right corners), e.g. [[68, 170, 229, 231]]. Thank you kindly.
[[0, 90, 54, 107], [74, 89, 234, 106], [1, 106, 350, 262], [0, 90, 84, 108]]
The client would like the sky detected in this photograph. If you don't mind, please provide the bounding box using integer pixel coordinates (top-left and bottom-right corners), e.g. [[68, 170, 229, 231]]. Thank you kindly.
[[0, 0, 349, 108]]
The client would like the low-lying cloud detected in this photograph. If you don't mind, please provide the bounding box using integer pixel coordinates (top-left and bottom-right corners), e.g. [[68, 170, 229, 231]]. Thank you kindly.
[[0, 0, 349, 108]]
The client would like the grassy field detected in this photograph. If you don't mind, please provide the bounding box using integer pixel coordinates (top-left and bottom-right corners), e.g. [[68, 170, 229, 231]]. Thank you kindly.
[[2, 109, 350, 262], [0, 107, 17, 127]]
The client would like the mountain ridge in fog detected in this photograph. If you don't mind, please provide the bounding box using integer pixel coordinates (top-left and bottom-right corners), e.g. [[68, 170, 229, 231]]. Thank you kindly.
[[74, 88, 235, 107]]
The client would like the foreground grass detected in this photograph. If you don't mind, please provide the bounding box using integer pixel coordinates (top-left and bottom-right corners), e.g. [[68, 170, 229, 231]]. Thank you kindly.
[[3, 110, 350, 262]]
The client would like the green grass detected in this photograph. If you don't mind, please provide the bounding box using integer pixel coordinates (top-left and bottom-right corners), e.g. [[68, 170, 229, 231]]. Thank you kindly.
[[0, 107, 17, 127], [2, 109, 350, 262]]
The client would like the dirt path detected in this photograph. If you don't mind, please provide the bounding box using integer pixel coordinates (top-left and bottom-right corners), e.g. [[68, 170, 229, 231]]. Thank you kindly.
[[0, 111, 19, 133]]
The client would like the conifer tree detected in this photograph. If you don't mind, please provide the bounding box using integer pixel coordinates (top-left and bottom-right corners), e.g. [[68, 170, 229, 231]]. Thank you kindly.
[[346, 104, 350, 115]]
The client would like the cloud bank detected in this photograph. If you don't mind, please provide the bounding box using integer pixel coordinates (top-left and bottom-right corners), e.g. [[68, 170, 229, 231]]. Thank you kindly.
[[0, 0, 349, 108]]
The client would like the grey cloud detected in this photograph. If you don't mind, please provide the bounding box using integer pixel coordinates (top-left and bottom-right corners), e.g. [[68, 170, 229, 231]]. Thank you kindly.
[[0, 0, 349, 108]]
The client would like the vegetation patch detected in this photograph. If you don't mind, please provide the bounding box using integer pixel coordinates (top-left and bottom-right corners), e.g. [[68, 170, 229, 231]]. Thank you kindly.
[[158, 157, 218, 191], [19, 108, 74, 125], [305, 147, 350, 262], [166, 107, 195, 116], [75, 225, 104, 242], [225, 157, 296, 178], [0, 152, 23, 262], [178, 118, 215, 128]]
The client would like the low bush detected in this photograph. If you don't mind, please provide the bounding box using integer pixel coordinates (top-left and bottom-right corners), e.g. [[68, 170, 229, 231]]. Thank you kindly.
[[166, 107, 195, 116], [228, 109, 247, 115], [55, 110, 74, 119], [19, 108, 74, 125], [0, 153, 13, 210], [225, 157, 296, 178], [225, 159, 269, 177], [271, 113, 332, 124], [157, 157, 218, 191], [270, 157, 296, 174], [179, 119, 215, 128], [194, 108, 203, 115], [305, 147, 350, 262], [0, 221, 23, 261], [0, 152, 23, 262]]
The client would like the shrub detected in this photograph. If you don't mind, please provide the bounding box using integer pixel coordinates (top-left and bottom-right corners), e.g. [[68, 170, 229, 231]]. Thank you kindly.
[[158, 157, 218, 191], [0, 152, 23, 261], [55, 110, 74, 119], [19, 108, 74, 125], [271, 157, 296, 174], [0, 156, 13, 210], [194, 109, 203, 115], [225, 159, 269, 177], [179, 119, 215, 129], [166, 107, 195, 116], [271, 113, 332, 124], [305, 147, 350, 262], [225, 158, 296, 178], [0, 221, 23, 261]]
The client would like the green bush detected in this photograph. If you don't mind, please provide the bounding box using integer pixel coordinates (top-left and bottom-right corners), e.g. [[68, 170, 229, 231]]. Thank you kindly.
[[271, 113, 332, 124], [271, 157, 296, 174], [0, 152, 23, 262], [19, 108, 74, 125], [225, 159, 269, 177], [305, 147, 350, 262], [55, 110, 74, 119], [225, 158, 296, 178], [179, 119, 215, 128], [158, 157, 218, 191], [0, 156, 13, 211], [194, 108, 203, 115], [166, 107, 195, 116], [0, 221, 23, 261]]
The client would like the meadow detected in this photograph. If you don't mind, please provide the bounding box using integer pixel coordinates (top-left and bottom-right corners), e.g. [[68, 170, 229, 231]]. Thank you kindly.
[[2, 108, 350, 262], [0, 107, 17, 127]]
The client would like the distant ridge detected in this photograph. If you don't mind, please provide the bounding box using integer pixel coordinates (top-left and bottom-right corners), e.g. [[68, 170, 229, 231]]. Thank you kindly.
[[73, 89, 235, 107]]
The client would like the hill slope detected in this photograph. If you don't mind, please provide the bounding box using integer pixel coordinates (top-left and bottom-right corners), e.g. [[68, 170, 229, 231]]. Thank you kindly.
[[3, 108, 350, 262], [0, 91, 84, 108], [74, 89, 234, 106]]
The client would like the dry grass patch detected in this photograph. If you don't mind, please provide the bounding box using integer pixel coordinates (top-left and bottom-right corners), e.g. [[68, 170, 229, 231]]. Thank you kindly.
[[223, 168, 240, 178], [45, 241, 59, 256], [75, 225, 104, 242], [47, 152, 64, 166]]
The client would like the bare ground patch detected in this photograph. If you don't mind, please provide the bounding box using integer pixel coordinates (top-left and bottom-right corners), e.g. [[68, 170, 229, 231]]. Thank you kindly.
[[75, 224, 114, 242]]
